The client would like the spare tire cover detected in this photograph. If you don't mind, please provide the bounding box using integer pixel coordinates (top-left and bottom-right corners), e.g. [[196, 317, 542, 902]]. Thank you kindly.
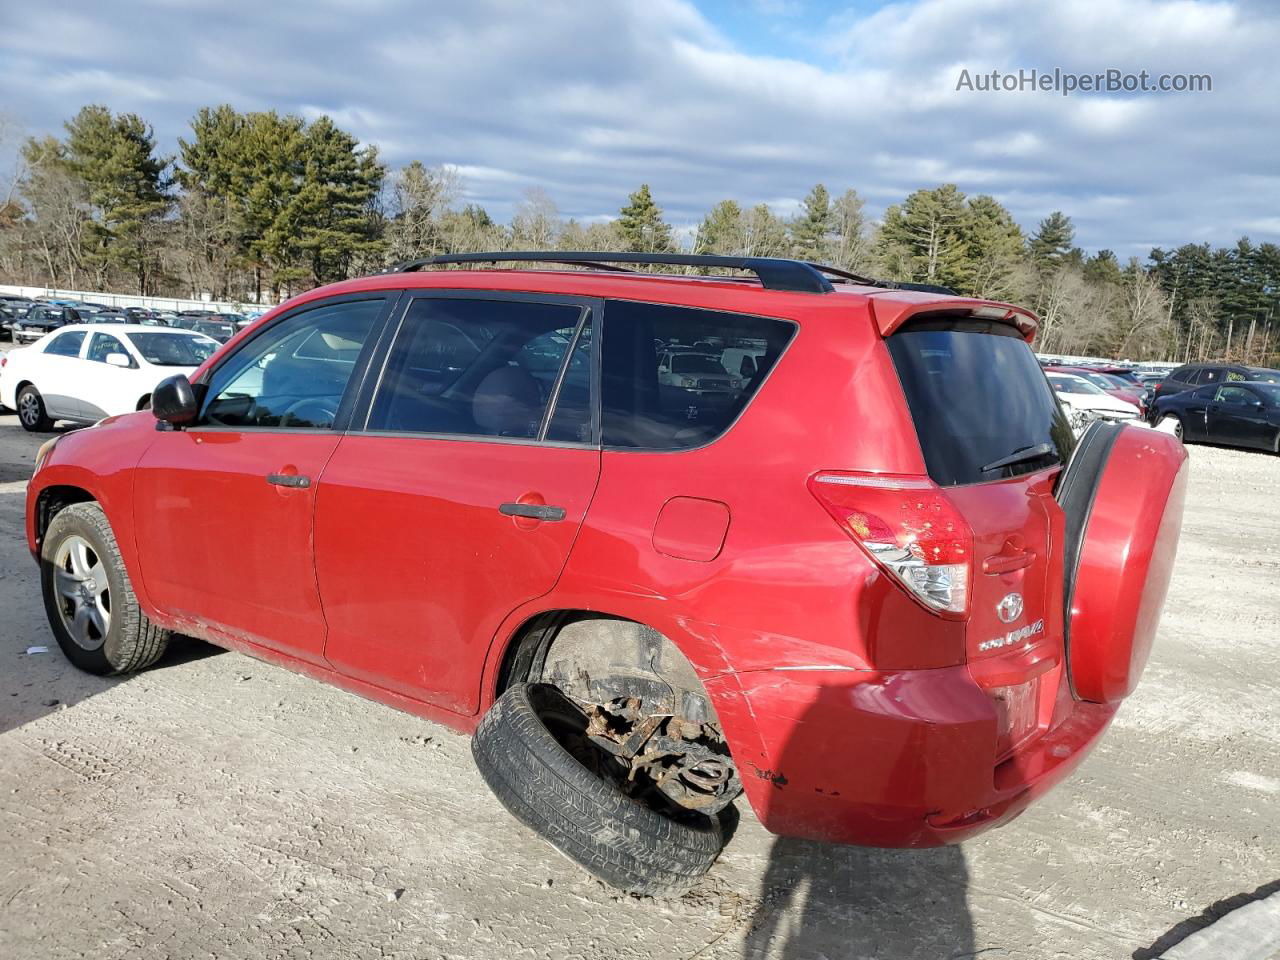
[[1059, 424, 1189, 703]]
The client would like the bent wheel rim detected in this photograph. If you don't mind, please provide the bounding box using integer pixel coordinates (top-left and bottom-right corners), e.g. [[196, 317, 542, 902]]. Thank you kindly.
[[18, 392, 39, 426], [52, 535, 111, 651]]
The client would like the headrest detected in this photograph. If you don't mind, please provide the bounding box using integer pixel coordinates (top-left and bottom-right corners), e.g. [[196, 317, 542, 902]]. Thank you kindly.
[[472, 365, 542, 436]]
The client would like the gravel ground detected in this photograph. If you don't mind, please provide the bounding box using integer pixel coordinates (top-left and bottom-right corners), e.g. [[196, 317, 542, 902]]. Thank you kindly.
[[0, 408, 1275, 960]]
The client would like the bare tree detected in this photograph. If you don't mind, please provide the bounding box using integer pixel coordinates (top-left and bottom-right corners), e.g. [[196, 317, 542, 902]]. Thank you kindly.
[[1115, 261, 1169, 356], [385, 162, 460, 262], [510, 188, 562, 249]]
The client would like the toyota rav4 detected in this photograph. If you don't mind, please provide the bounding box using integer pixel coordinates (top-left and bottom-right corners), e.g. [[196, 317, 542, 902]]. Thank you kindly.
[[25, 252, 1188, 895]]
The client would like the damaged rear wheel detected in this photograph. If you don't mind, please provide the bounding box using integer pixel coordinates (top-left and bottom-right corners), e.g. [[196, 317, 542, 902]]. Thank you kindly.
[[472, 681, 728, 896]]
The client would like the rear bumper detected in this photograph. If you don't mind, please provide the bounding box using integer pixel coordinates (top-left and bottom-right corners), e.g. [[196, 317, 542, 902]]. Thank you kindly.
[[705, 664, 1116, 847]]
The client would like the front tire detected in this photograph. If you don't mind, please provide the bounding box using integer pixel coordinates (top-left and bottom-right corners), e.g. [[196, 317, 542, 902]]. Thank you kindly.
[[40, 503, 170, 675], [472, 683, 726, 896], [17, 385, 54, 432]]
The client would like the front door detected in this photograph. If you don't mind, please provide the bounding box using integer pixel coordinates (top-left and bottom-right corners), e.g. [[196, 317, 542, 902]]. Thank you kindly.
[[80, 330, 138, 419], [1210, 384, 1273, 448], [132, 295, 391, 665], [315, 293, 600, 713]]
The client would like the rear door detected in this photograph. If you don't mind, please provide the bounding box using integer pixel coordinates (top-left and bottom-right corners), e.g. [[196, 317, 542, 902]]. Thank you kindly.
[[34, 329, 90, 419], [314, 292, 601, 714], [886, 323, 1076, 756]]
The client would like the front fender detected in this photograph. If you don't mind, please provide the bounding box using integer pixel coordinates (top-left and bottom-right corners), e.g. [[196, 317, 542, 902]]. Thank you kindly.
[[26, 413, 160, 620]]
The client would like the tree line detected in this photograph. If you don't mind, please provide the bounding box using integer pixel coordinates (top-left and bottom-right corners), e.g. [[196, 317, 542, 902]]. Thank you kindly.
[[1, 104, 1276, 366]]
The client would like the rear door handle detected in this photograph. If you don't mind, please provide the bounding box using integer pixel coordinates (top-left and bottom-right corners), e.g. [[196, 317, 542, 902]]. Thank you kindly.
[[267, 473, 311, 488], [499, 502, 566, 522]]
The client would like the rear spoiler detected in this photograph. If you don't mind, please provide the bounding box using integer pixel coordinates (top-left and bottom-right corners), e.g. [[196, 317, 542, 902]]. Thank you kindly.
[[866, 292, 1039, 343]]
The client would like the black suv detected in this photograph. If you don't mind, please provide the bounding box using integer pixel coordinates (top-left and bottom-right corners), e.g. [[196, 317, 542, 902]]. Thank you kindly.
[[13, 304, 83, 344], [1154, 362, 1280, 406]]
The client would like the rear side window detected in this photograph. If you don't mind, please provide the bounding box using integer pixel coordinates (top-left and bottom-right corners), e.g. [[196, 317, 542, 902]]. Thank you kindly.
[[887, 324, 1076, 486], [45, 331, 85, 357], [600, 301, 795, 450]]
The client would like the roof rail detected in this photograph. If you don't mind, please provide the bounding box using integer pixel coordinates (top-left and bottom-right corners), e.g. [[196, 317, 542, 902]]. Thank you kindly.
[[389, 251, 836, 294]]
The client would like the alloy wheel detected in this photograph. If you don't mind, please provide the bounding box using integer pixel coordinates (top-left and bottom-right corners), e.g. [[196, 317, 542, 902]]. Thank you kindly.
[[18, 391, 39, 428], [52, 535, 111, 650]]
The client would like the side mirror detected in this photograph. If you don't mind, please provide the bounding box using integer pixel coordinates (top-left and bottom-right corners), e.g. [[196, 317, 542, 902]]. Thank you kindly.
[[105, 353, 132, 368], [151, 374, 198, 427]]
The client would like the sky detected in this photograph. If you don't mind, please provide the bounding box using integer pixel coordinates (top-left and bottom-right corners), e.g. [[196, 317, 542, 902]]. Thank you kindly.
[[1, 0, 1277, 258]]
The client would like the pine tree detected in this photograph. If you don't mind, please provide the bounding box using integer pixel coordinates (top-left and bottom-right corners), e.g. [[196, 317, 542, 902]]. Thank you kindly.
[[287, 115, 385, 285], [695, 199, 743, 255], [1029, 211, 1075, 268], [64, 105, 170, 293], [616, 184, 672, 253], [789, 184, 831, 260], [874, 184, 970, 288], [965, 194, 1025, 299]]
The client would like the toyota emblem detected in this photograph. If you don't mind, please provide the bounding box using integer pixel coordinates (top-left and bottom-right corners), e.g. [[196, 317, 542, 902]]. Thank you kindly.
[[996, 592, 1024, 624]]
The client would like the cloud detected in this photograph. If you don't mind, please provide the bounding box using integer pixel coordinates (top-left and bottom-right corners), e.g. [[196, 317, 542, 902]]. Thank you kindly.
[[0, 0, 1276, 255]]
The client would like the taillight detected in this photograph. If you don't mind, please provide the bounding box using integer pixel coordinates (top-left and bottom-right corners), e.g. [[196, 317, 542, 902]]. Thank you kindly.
[[808, 472, 973, 617]]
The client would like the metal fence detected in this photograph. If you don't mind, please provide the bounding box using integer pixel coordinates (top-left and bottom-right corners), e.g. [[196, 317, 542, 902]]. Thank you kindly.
[[0, 283, 275, 315]]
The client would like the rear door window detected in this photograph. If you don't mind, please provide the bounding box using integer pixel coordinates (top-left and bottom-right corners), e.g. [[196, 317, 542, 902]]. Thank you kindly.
[[366, 296, 588, 441], [600, 300, 795, 450], [887, 323, 1075, 486]]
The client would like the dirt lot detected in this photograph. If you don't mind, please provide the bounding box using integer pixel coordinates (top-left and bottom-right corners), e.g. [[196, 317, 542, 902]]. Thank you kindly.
[[0, 407, 1275, 960]]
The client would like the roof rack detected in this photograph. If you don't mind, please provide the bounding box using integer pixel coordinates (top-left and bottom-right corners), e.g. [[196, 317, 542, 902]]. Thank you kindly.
[[390, 251, 835, 294], [386, 251, 960, 297]]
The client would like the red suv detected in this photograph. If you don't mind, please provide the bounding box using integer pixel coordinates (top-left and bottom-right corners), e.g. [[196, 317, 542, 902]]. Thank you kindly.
[[25, 252, 1188, 895]]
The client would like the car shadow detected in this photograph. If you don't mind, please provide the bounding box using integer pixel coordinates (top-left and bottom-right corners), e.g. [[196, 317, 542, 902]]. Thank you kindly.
[[1132, 878, 1280, 959], [0, 635, 223, 736], [741, 839, 974, 959]]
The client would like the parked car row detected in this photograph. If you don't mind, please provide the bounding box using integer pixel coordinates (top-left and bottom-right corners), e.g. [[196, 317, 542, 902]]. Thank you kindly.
[[1036, 353, 1280, 453], [0, 293, 265, 342]]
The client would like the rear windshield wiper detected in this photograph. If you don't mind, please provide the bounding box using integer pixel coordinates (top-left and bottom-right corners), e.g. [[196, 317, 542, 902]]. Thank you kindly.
[[981, 442, 1056, 474]]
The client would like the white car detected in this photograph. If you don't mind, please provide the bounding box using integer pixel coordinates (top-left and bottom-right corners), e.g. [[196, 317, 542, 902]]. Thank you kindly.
[[0, 324, 220, 431], [1046, 371, 1141, 430]]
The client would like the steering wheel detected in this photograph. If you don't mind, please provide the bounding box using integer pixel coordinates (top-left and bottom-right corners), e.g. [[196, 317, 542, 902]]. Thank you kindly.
[[279, 396, 340, 428]]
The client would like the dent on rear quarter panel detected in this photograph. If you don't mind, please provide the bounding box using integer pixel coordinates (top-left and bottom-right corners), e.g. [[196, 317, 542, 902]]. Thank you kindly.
[[27, 412, 162, 618]]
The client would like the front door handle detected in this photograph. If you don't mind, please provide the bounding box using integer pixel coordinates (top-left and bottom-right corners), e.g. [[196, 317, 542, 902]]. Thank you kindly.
[[267, 473, 311, 488], [499, 502, 566, 522]]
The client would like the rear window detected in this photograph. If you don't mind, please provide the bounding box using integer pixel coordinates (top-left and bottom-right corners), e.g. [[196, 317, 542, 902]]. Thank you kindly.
[[887, 324, 1076, 486]]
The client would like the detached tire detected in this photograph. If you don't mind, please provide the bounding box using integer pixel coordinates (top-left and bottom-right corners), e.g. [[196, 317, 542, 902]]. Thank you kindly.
[[40, 502, 171, 675], [472, 683, 725, 896]]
